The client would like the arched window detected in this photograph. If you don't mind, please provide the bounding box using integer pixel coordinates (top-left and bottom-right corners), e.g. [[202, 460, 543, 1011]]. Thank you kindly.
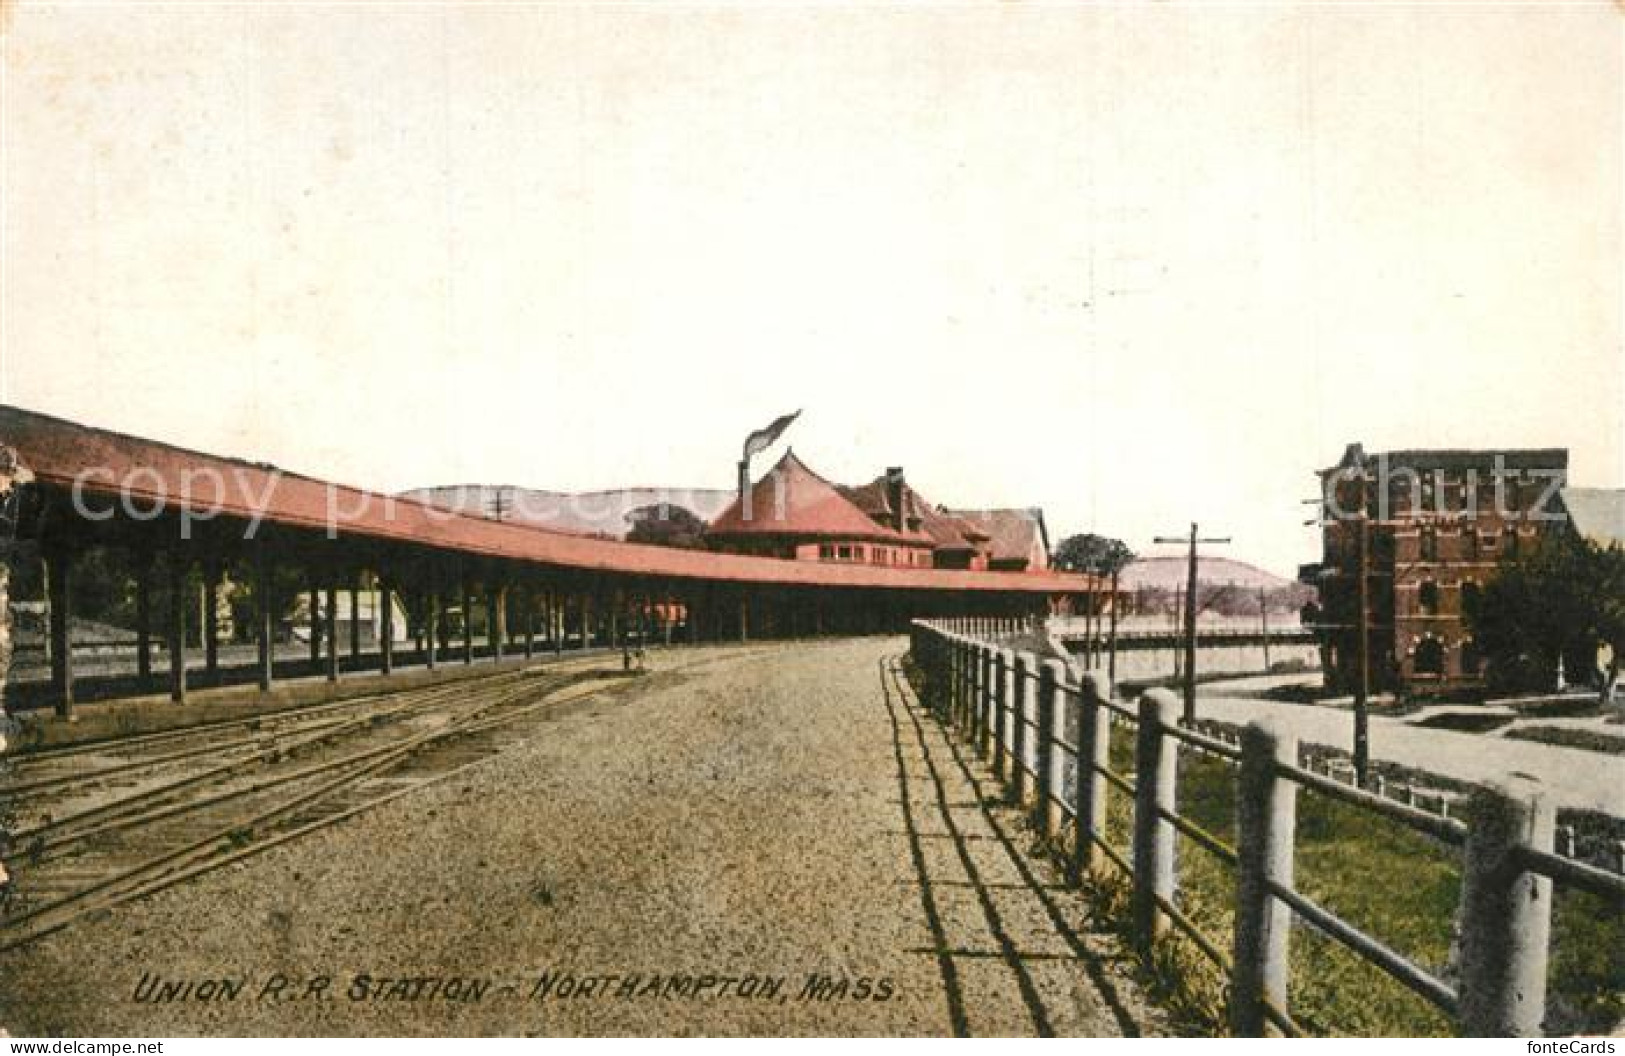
[[1415, 638, 1444, 676], [1460, 581, 1481, 616], [1419, 580, 1440, 615], [1461, 639, 1482, 677]]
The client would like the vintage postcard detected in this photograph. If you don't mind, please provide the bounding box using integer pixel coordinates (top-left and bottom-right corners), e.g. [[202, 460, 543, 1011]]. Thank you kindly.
[[0, 1, 1620, 1042]]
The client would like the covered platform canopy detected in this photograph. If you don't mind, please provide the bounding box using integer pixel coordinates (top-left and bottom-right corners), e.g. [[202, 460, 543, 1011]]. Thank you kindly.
[[0, 404, 1099, 715]]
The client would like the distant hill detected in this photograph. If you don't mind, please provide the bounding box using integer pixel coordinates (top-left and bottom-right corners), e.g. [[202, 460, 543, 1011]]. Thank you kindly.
[[1118, 555, 1296, 592], [400, 484, 735, 540], [1117, 556, 1314, 616]]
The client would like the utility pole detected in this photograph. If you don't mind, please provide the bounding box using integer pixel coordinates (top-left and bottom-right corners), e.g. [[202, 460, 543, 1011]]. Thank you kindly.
[[1154, 523, 1232, 723], [1107, 564, 1121, 686], [1171, 584, 1183, 682], [1354, 511, 1372, 786], [1259, 587, 1271, 673]]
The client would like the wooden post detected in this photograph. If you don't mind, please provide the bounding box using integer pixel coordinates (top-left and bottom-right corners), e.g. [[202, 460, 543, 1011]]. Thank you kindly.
[[203, 557, 221, 685], [1231, 721, 1299, 1036], [1037, 659, 1066, 837], [1073, 671, 1111, 882], [979, 645, 996, 758], [134, 546, 153, 684], [581, 591, 593, 651], [461, 574, 474, 664], [325, 581, 339, 682], [993, 650, 1011, 780], [347, 573, 361, 663], [168, 553, 188, 703], [307, 580, 322, 668], [1108, 566, 1121, 686], [489, 579, 505, 663], [1458, 777, 1556, 1037], [1133, 689, 1180, 956], [379, 573, 395, 676], [523, 582, 535, 659], [45, 546, 74, 718], [1354, 514, 1372, 786], [553, 591, 565, 656], [739, 593, 749, 643], [255, 540, 275, 692], [425, 579, 440, 671], [1011, 653, 1032, 805]]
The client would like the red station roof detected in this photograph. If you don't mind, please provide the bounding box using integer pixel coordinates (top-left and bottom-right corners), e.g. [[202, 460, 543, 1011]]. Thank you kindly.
[[0, 405, 1099, 595], [707, 451, 928, 546]]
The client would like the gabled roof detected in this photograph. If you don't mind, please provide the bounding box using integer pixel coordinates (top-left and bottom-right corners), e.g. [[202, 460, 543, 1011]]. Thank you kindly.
[[706, 451, 922, 544], [947, 507, 1050, 567], [1561, 487, 1625, 547], [838, 478, 940, 548]]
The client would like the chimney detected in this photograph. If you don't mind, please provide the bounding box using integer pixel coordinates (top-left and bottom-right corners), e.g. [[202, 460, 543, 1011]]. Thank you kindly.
[[885, 467, 906, 531]]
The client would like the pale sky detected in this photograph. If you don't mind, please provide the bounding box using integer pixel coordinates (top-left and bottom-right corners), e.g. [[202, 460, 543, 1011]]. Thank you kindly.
[[3, 3, 1620, 576]]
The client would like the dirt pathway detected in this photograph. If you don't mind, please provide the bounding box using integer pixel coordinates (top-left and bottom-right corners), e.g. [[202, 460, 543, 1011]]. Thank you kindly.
[[1, 638, 1165, 1037]]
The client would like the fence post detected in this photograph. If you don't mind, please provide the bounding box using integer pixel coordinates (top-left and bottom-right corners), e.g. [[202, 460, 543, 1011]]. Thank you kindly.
[[1011, 653, 1032, 805], [978, 645, 993, 757], [1133, 689, 1180, 957], [1231, 721, 1299, 1036], [1036, 659, 1063, 835], [1458, 777, 1555, 1037], [993, 650, 1011, 777], [1073, 671, 1111, 883]]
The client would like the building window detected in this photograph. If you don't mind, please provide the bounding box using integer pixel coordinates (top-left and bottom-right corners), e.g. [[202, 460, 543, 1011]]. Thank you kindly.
[[1419, 580, 1440, 615], [836, 544, 852, 561], [819, 544, 834, 561], [1415, 637, 1444, 676], [1464, 528, 1479, 561], [1506, 530, 1522, 559], [1461, 639, 1482, 676], [1420, 528, 1438, 563], [1460, 581, 1481, 616]]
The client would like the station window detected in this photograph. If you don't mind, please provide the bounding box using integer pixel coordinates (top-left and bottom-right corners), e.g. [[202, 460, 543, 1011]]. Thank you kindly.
[[819, 544, 834, 561], [1415, 638, 1444, 676]]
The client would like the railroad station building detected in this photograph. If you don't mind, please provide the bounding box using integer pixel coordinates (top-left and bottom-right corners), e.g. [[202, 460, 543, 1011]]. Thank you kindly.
[[703, 451, 1049, 574], [0, 405, 1100, 718]]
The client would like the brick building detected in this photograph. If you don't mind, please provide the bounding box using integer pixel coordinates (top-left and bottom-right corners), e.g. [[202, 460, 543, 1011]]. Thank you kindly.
[[1303, 443, 1569, 696]]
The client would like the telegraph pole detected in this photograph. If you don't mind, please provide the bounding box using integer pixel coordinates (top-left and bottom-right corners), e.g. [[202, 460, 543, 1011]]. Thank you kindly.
[[1354, 511, 1372, 786], [1107, 564, 1121, 686], [1154, 523, 1232, 723], [1259, 586, 1271, 673]]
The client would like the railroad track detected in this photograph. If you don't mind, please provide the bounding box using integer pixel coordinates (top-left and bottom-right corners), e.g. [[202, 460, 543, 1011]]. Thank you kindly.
[[0, 642, 778, 951]]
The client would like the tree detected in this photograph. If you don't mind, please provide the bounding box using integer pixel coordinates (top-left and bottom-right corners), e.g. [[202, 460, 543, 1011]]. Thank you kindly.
[[625, 504, 707, 549], [1053, 533, 1135, 576], [1467, 532, 1625, 702]]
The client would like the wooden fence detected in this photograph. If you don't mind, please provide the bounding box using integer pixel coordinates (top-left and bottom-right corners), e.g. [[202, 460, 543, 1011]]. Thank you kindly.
[[909, 618, 1625, 1037]]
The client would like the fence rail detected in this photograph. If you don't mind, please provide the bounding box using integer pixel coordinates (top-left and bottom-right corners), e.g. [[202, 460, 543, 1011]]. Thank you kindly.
[[909, 618, 1625, 1038]]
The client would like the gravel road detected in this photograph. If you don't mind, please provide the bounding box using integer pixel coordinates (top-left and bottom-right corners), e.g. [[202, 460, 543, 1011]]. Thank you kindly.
[[0, 638, 1166, 1037]]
